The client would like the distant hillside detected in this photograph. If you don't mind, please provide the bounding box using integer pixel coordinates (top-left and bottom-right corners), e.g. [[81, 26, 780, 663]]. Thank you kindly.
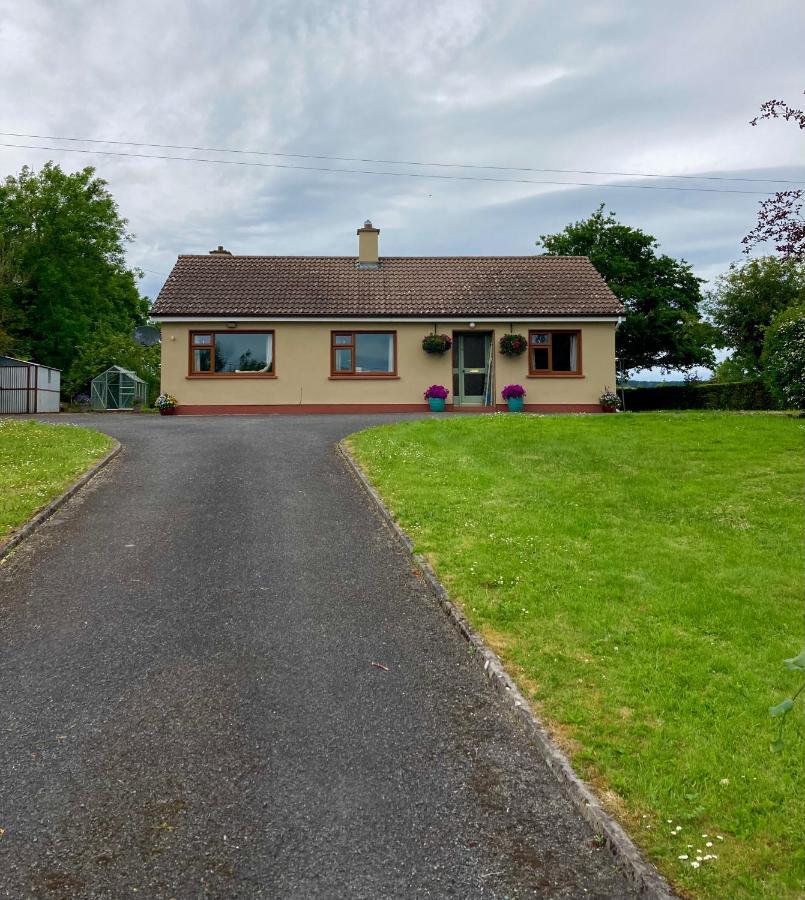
[[623, 380, 687, 388]]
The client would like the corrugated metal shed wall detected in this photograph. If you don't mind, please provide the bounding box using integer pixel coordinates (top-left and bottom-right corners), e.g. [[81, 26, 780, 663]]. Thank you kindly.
[[0, 357, 61, 413]]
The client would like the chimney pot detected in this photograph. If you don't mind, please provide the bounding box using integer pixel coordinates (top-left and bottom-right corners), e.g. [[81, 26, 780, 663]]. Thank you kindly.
[[209, 245, 232, 255], [356, 220, 380, 267]]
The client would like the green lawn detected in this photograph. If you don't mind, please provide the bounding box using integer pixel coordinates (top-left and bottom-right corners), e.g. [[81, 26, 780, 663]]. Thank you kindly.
[[0, 419, 115, 541], [347, 412, 805, 900]]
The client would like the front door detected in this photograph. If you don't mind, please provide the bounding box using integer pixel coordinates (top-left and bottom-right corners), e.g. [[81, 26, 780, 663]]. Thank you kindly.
[[453, 332, 492, 406]]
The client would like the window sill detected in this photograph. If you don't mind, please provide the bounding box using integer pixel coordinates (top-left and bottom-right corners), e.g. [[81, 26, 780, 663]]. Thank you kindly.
[[328, 375, 400, 380], [186, 374, 278, 379], [527, 373, 584, 379]]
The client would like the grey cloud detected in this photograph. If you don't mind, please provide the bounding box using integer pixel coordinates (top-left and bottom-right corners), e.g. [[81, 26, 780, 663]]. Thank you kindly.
[[0, 0, 802, 330]]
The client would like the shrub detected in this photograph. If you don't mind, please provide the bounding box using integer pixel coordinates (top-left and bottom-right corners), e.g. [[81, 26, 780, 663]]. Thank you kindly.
[[622, 381, 776, 411], [762, 305, 805, 409]]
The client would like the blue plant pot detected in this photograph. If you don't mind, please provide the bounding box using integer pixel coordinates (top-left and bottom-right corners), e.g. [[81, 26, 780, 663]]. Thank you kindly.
[[428, 397, 446, 412], [507, 396, 524, 412]]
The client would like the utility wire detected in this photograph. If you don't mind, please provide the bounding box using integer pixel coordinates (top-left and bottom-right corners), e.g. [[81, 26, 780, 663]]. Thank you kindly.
[[1, 129, 800, 186], [0, 140, 774, 195]]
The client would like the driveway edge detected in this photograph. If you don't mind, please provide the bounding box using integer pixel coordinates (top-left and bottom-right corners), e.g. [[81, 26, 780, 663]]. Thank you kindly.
[[337, 440, 676, 900], [0, 441, 121, 563]]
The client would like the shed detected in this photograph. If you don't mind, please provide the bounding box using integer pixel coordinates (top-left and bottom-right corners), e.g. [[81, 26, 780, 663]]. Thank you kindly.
[[0, 356, 61, 414], [90, 366, 148, 410]]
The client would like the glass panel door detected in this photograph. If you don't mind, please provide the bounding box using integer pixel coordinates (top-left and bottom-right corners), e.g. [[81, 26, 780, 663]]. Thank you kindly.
[[453, 333, 491, 406]]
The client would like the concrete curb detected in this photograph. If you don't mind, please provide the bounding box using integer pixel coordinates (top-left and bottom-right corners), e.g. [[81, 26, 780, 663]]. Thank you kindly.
[[0, 441, 122, 563], [337, 440, 677, 900]]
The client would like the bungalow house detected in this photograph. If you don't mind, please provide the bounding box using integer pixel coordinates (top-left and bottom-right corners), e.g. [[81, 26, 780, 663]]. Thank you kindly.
[[150, 222, 624, 414]]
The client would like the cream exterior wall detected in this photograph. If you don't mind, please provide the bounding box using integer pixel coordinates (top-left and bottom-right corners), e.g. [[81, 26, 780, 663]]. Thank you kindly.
[[159, 320, 616, 406]]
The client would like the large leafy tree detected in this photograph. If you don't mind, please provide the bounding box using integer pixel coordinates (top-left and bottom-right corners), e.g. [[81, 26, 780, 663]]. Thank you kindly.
[[705, 256, 805, 377], [743, 94, 805, 260], [63, 328, 161, 402], [0, 162, 148, 373], [537, 205, 718, 373]]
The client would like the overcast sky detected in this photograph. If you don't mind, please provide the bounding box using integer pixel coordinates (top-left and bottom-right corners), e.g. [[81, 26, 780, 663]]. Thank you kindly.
[[0, 0, 803, 376]]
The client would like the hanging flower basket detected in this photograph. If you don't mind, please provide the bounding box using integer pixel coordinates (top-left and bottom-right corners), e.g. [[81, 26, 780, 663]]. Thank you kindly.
[[499, 333, 527, 357], [422, 333, 452, 355]]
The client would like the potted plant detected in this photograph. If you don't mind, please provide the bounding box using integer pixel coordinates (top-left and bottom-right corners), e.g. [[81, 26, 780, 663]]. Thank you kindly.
[[499, 333, 527, 357], [422, 333, 452, 355], [599, 387, 621, 413], [424, 384, 449, 411], [501, 384, 526, 411], [74, 392, 91, 412], [155, 393, 178, 415]]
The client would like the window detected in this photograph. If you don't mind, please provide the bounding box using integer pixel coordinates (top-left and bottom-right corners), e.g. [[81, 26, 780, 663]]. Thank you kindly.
[[190, 331, 274, 375], [528, 330, 581, 375], [331, 331, 396, 375]]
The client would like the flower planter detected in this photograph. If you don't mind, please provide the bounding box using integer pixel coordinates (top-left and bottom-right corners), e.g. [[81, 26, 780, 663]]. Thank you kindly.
[[428, 397, 446, 412], [159, 407, 176, 416], [422, 334, 452, 355], [601, 405, 617, 413], [507, 397, 524, 412], [499, 333, 528, 357]]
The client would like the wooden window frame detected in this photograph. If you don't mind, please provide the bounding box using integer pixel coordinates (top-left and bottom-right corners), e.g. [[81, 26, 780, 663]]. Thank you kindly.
[[188, 330, 277, 377], [527, 329, 583, 378], [330, 330, 398, 377]]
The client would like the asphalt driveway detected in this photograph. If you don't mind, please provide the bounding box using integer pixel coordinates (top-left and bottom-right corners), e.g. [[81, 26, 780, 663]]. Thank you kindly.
[[0, 414, 638, 898]]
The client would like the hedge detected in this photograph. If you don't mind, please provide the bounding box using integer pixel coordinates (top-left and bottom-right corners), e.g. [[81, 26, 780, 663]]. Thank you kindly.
[[622, 381, 777, 411]]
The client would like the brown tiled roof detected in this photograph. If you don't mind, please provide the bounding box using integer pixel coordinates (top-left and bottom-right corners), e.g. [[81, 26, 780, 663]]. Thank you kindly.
[[151, 255, 624, 318]]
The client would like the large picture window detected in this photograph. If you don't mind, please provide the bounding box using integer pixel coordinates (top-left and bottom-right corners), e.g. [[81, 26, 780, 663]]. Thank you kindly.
[[528, 330, 581, 375], [331, 331, 396, 375], [190, 331, 274, 375]]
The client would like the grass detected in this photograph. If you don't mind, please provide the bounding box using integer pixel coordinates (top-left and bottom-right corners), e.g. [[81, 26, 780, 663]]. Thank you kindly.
[[0, 419, 115, 541], [347, 412, 805, 900]]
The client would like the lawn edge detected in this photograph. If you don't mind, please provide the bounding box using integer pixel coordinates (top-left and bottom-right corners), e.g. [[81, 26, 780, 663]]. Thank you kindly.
[[338, 439, 677, 900], [0, 439, 121, 562]]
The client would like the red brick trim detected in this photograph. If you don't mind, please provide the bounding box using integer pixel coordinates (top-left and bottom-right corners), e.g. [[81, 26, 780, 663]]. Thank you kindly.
[[174, 403, 604, 415]]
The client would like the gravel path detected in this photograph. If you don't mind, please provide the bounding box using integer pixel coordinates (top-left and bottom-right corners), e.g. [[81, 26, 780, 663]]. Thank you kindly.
[[0, 414, 638, 898]]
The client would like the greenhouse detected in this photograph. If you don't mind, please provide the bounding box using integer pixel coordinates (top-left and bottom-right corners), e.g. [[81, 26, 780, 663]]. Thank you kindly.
[[90, 366, 148, 410]]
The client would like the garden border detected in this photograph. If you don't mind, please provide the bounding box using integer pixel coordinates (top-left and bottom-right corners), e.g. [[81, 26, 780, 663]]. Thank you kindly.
[[0, 441, 121, 562], [337, 439, 677, 900]]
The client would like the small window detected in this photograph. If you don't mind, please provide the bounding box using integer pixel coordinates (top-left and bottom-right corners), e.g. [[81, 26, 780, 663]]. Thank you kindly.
[[528, 330, 581, 375], [331, 332, 396, 375], [190, 331, 274, 375]]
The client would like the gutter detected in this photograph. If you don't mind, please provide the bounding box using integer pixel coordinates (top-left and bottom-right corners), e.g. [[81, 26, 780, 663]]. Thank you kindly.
[[150, 315, 624, 324]]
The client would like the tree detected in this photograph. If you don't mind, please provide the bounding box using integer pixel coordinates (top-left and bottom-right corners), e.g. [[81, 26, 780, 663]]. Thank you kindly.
[[709, 355, 750, 384], [537, 205, 718, 373], [743, 94, 805, 260], [705, 256, 805, 377], [63, 328, 161, 403], [0, 162, 148, 373], [762, 305, 805, 408]]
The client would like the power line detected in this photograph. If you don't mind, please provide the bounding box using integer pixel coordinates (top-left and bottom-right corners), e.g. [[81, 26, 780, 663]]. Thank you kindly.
[[0, 140, 774, 195], [2, 129, 800, 186]]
